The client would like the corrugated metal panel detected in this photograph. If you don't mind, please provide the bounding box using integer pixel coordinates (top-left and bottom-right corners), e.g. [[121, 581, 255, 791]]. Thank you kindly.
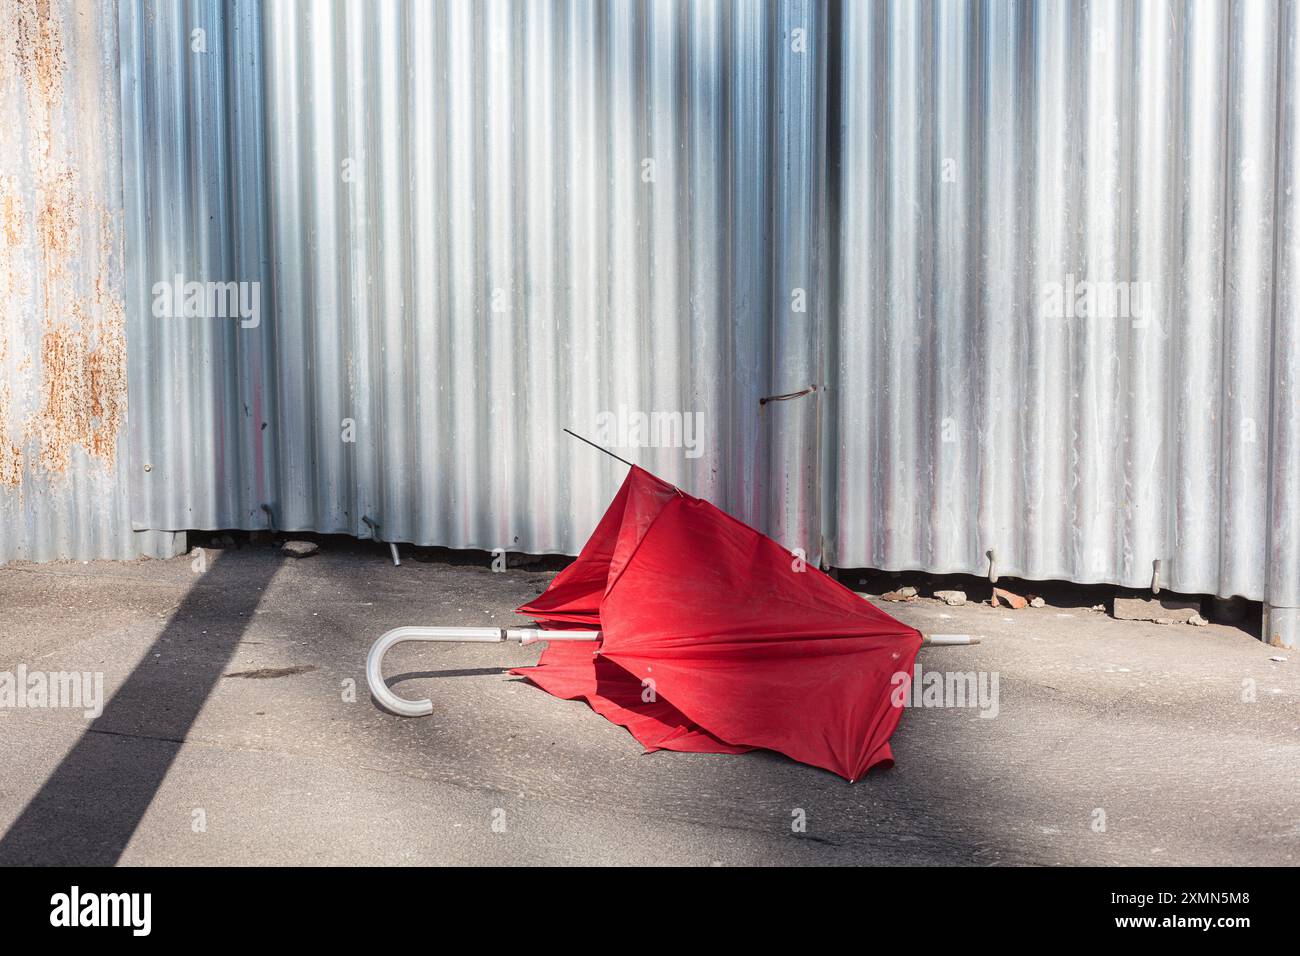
[[0, 0, 181, 564], [826, 0, 1300, 645], [119, 0, 824, 555], [116, 1, 1298, 643]]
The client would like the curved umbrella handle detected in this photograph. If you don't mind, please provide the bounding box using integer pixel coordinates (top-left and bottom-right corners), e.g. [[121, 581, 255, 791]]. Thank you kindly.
[[366, 625, 600, 717]]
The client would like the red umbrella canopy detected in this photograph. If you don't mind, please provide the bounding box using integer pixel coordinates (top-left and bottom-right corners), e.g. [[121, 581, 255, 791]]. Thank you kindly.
[[512, 466, 923, 781]]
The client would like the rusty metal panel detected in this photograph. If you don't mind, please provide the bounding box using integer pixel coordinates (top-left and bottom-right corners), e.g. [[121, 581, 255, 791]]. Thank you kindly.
[[826, 0, 1300, 645], [0, 0, 181, 564]]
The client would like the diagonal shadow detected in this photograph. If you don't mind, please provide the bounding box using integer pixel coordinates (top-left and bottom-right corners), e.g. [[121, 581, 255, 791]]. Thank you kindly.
[[0, 550, 281, 865]]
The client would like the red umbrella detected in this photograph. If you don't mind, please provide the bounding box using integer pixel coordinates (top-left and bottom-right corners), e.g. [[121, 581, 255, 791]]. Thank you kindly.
[[510, 465, 927, 781], [366, 453, 977, 780]]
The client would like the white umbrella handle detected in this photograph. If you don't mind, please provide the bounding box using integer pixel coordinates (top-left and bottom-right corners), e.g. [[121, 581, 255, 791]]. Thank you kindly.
[[921, 634, 981, 646], [366, 626, 600, 717]]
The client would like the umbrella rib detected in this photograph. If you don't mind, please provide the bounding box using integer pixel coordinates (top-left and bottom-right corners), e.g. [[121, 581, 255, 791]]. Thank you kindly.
[[563, 428, 637, 469]]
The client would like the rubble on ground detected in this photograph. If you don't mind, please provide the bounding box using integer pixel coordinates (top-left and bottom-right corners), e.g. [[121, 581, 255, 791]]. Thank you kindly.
[[281, 540, 320, 558]]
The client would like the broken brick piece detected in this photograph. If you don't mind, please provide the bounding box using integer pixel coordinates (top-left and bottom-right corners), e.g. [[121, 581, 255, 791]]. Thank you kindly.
[[992, 587, 1028, 610]]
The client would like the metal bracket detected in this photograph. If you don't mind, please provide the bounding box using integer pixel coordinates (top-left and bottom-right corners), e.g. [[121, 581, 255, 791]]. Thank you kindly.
[[759, 384, 819, 407], [986, 548, 998, 584], [362, 515, 401, 567]]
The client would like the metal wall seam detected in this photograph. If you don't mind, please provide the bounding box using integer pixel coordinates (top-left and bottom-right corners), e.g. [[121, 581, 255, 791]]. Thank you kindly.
[[1266, 0, 1300, 648]]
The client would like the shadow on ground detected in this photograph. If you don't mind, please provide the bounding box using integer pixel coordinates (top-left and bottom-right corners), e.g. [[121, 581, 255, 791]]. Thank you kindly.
[[0, 551, 281, 865]]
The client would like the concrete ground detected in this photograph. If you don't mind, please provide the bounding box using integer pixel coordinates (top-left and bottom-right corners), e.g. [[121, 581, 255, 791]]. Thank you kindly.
[[0, 542, 1295, 866]]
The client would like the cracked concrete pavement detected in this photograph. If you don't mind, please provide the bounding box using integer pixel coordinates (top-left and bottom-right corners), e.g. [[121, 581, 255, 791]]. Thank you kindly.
[[0, 543, 1296, 865]]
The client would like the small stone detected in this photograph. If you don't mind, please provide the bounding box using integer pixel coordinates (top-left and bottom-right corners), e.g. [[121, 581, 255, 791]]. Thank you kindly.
[[1269, 656, 1288, 663], [880, 586, 918, 602], [281, 540, 320, 558], [1188, 613, 1209, 626], [934, 589, 966, 606], [1029, 596, 1046, 608], [1091, 604, 1106, 612], [1154, 617, 1173, 625]]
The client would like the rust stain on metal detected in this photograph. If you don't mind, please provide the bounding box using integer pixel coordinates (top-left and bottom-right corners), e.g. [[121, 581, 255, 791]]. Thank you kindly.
[[0, 428, 19, 488], [92, 203, 111, 307], [10, 0, 65, 101], [0, 332, 20, 487], [7, 0, 66, 164], [86, 199, 128, 467], [29, 323, 88, 474], [0, 175, 25, 247], [34, 164, 78, 323], [0, 175, 24, 487], [28, 309, 127, 475], [87, 308, 126, 462], [0, 174, 30, 304]]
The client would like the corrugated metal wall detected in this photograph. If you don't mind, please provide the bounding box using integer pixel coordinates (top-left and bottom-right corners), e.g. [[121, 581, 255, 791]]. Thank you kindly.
[[0, 0, 181, 564], [22, 0, 1289, 646], [119, 0, 825, 558], [825, 0, 1300, 646]]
